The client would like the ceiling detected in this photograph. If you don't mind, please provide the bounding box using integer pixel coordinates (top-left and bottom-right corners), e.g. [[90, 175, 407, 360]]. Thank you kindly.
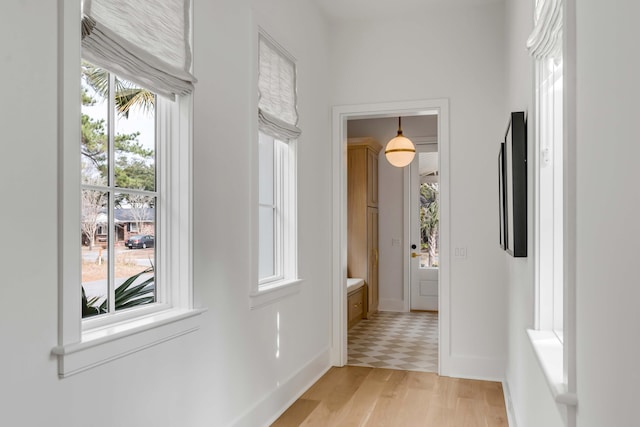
[[313, 0, 503, 22]]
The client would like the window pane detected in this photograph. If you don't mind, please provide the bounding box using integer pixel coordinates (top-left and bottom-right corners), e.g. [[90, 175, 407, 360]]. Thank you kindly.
[[82, 190, 108, 318], [115, 194, 156, 312], [114, 78, 156, 191], [259, 205, 275, 279], [419, 182, 439, 268], [259, 132, 274, 205], [81, 63, 108, 186]]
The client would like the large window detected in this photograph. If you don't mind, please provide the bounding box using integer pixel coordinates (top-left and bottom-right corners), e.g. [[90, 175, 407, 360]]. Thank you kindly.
[[81, 62, 158, 320], [54, 0, 202, 377], [252, 31, 301, 305]]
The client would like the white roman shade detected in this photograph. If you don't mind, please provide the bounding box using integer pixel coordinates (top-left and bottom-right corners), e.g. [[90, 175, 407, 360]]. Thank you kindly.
[[527, 0, 563, 59], [258, 36, 301, 140], [81, 0, 196, 99]]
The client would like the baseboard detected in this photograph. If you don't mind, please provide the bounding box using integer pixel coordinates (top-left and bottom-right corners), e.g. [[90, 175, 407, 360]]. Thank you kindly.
[[443, 354, 505, 382], [378, 298, 406, 312], [502, 378, 518, 427], [229, 347, 331, 427]]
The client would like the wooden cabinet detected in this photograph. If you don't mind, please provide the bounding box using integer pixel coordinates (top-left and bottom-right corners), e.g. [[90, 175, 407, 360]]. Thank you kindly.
[[347, 137, 381, 318], [347, 286, 366, 329]]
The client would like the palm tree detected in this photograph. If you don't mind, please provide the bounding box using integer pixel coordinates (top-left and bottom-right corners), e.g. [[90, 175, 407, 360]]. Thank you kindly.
[[82, 61, 155, 118], [419, 182, 439, 267]]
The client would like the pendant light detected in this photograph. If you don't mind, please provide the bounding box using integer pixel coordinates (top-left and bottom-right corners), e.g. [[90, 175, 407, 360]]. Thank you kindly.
[[385, 117, 416, 167]]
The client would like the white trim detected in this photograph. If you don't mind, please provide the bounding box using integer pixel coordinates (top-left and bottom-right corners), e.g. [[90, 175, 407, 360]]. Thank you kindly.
[[53, 308, 205, 378], [502, 379, 519, 427], [250, 279, 303, 309], [330, 99, 450, 377], [229, 347, 331, 427], [527, 329, 577, 406], [378, 298, 406, 312], [445, 354, 505, 382], [563, 0, 577, 423], [55, 0, 203, 377]]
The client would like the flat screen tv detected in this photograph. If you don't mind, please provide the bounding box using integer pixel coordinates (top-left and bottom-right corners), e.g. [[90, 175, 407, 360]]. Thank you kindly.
[[502, 111, 527, 257]]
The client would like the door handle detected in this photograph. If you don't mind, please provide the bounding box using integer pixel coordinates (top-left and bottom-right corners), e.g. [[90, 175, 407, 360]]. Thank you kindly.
[[411, 252, 419, 258]]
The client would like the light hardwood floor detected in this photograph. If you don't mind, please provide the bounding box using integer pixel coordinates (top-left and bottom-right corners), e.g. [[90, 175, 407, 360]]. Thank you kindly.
[[272, 366, 508, 427]]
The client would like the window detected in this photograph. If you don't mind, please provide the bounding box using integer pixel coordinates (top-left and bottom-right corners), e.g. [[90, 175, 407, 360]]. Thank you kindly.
[[81, 63, 158, 320], [258, 132, 296, 287], [54, 0, 203, 377], [537, 55, 564, 340], [418, 182, 439, 269], [251, 31, 301, 307], [527, 0, 576, 409]]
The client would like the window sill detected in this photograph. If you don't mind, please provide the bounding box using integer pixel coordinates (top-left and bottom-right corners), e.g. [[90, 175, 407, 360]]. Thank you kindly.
[[53, 307, 206, 378], [250, 279, 303, 309], [526, 329, 577, 406]]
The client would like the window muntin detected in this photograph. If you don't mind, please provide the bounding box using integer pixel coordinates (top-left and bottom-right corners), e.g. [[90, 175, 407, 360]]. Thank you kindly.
[[81, 62, 158, 319]]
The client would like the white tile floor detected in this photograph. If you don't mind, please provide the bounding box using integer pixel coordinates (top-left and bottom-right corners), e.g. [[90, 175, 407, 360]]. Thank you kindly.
[[347, 311, 438, 373]]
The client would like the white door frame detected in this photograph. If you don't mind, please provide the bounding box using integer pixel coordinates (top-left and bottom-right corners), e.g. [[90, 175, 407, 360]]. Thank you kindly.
[[330, 99, 451, 376]]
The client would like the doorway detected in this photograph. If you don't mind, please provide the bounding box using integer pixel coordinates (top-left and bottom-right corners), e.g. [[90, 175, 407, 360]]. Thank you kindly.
[[331, 99, 450, 376]]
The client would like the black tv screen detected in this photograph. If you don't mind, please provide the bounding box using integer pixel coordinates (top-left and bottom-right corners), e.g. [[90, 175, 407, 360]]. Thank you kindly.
[[503, 111, 527, 257]]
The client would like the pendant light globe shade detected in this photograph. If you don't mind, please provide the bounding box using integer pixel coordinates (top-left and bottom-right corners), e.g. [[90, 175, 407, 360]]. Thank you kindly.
[[385, 135, 416, 167]]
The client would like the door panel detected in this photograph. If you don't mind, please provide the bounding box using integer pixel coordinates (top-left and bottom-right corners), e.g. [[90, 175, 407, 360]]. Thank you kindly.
[[410, 144, 439, 311]]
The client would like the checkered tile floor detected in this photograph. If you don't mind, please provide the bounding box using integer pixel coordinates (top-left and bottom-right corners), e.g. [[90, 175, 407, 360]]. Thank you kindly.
[[347, 311, 438, 373]]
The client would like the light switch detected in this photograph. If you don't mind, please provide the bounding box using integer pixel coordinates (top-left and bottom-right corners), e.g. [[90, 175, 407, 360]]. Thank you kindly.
[[454, 247, 467, 260], [391, 238, 401, 247]]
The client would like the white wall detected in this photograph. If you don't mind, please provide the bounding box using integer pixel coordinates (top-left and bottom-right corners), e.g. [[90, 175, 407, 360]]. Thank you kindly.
[[0, 1, 332, 426], [332, 2, 508, 379], [505, 1, 640, 426], [574, 1, 640, 425], [347, 116, 437, 309], [502, 0, 566, 425]]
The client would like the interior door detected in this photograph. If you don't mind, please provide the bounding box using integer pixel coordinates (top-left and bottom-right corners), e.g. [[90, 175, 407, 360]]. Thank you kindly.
[[410, 144, 439, 311]]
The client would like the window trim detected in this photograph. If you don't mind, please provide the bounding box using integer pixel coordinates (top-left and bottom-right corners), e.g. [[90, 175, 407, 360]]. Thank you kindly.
[[54, 1, 204, 378]]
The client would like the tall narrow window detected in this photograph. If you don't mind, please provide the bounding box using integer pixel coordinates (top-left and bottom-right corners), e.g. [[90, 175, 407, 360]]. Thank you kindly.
[[255, 32, 300, 297], [529, 0, 564, 341], [526, 0, 577, 410], [537, 56, 564, 339]]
